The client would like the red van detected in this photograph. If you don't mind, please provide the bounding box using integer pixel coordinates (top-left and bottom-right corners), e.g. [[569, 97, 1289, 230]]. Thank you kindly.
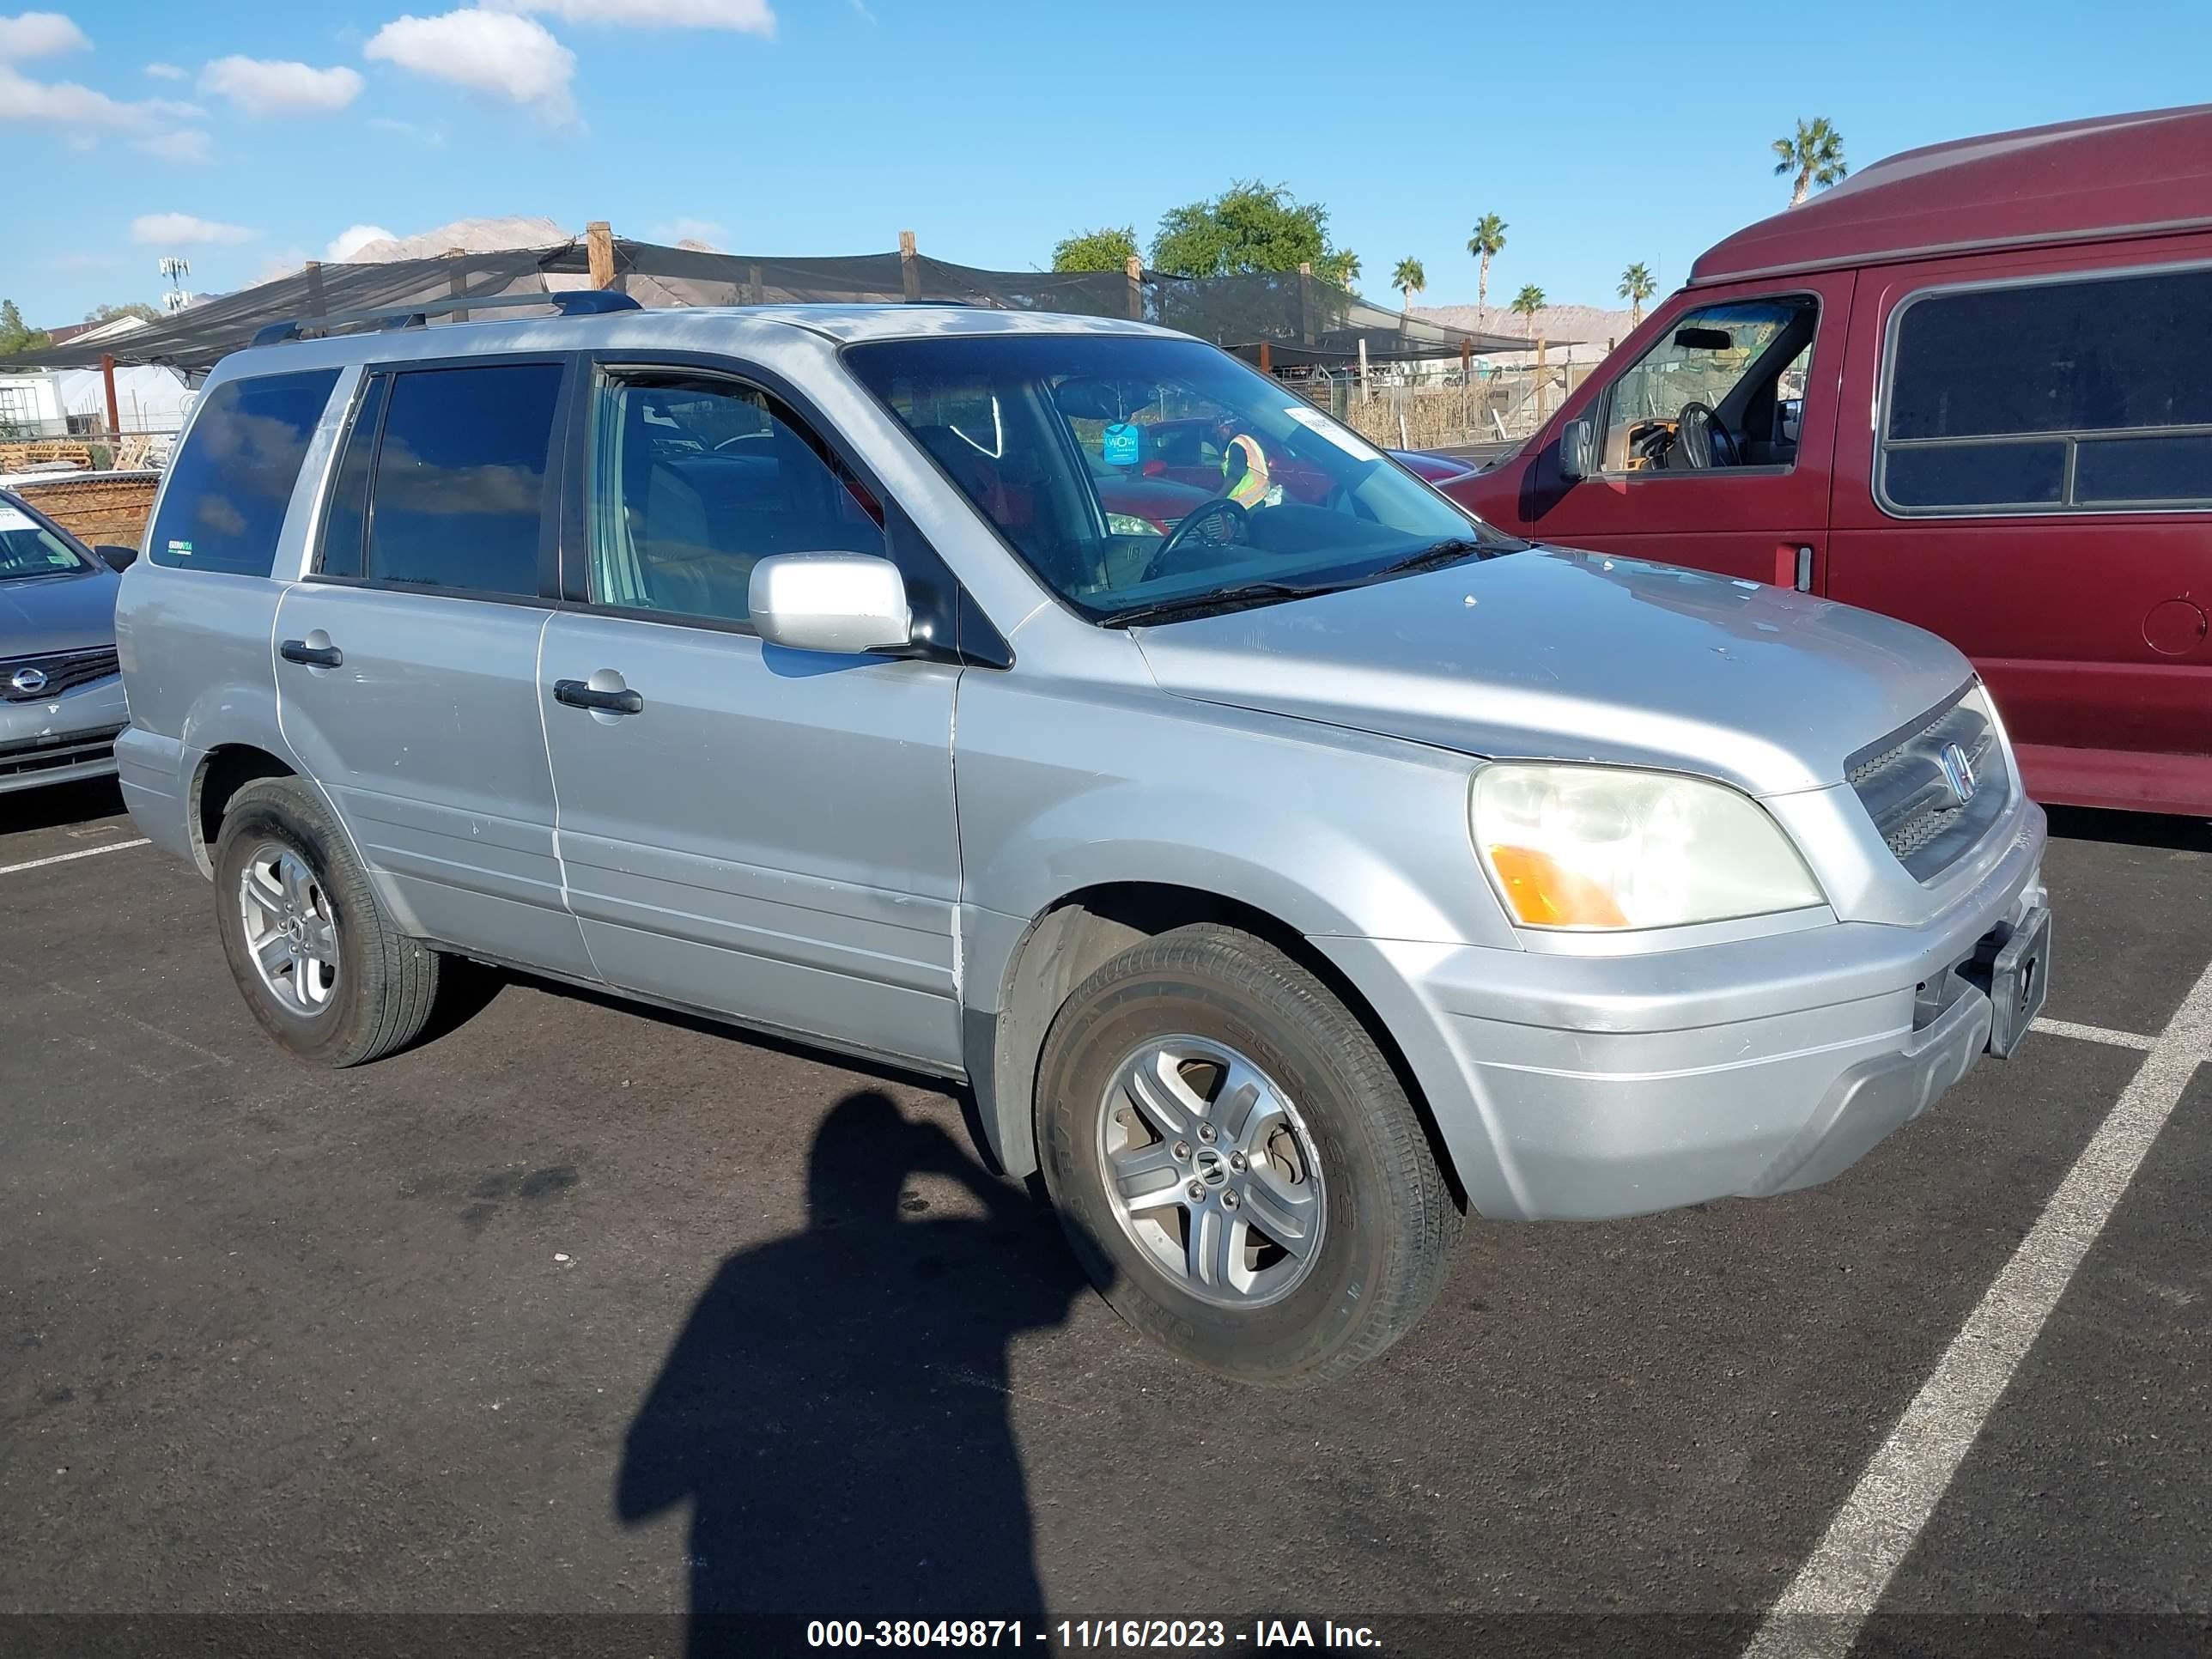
[[1445, 105, 2212, 816]]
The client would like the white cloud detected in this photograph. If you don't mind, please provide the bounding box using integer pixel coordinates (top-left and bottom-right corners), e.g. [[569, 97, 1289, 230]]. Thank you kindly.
[[365, 10, 575, 119], [490, 0, 774, 32], [131, 211, 258, 246], [200, 55, 364, 115], [0, 11, 88, 61], [0, 62, 201, 129], [137, 127, 211, 163], [256, 246, 311, 283], [368, 114, 444, 145], [144, 61, 185, 80], [325, 224, 396, 260]]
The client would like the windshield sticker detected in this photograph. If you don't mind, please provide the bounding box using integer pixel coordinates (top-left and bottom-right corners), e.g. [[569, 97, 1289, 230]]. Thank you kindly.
[[0, 507, 33, 533], [1282, 404, 1381, 460], [1101, 422, 1141, 467], [167, 539, 194, 556]]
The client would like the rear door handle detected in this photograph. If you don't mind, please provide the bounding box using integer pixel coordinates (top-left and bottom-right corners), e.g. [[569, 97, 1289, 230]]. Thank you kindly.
[[554, 678, 644, 715], [279, 639, 343, 668]]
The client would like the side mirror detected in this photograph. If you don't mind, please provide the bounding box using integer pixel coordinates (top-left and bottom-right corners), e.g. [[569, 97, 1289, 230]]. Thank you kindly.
[[94, 544, 139, 572], [749, 553, 913, 655], [1557, 418, 1595, 484]]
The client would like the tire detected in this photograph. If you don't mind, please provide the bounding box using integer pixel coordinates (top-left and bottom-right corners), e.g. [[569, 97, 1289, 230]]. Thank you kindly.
[[212, 776, 444, 1067], [1036, 923, 1460, 1386]]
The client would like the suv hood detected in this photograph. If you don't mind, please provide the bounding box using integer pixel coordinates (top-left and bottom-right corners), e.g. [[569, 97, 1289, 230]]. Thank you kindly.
[[1131, 548, 1973, 797], [0, 568, 118, 660]]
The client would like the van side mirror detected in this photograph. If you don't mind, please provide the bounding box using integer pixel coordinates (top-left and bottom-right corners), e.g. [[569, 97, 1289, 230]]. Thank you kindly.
[[94, 544, 139, 572], [1557, 418, 1595, 484], [750, 553, 913, 655]]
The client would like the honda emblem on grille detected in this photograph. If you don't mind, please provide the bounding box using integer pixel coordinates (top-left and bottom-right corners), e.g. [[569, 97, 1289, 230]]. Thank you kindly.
[[9, 666, 49, 696], [1938, 740, 1977, 805]]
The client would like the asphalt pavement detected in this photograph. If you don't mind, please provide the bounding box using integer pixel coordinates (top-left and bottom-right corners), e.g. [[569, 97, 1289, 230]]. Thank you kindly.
[[3, 778, 2206, 1657]]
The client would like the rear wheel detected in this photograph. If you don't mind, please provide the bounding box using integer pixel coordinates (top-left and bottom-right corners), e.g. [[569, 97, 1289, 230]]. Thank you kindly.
[[1037, 924, 1459, 1385], [213, 777, 444, 1066]]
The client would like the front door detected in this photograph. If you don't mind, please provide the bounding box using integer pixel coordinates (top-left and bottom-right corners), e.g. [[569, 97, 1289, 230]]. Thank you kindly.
[[538, 362, 964, 1069], [1480, 273, 1855, 587], [274, 357, 595, 978]]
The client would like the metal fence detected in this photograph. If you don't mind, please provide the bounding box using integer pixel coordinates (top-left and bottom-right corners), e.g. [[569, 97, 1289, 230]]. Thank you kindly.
[[1282, 360, 1600, 451]]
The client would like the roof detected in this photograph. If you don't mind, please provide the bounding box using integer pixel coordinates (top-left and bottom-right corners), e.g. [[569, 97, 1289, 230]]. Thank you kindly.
[[1691, 104, 2212, 286]]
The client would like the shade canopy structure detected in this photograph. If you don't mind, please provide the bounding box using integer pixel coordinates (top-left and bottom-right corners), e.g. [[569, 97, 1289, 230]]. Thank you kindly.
[[10, 238, 1529, 375]]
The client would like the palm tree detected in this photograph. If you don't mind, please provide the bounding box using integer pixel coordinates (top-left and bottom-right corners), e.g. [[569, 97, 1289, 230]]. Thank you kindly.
[[1391, 256, 1426, 314], [1772, 117, 1848, 207], [1617, 261, 1656, 325], [1510, 283, 1546, 337], [1466, 213, 1506, 327]]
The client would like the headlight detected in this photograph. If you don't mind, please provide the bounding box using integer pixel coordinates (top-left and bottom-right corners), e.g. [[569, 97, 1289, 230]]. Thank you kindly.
[[1471, 763, 1823, 930], [1105, 513, 1163, 538]]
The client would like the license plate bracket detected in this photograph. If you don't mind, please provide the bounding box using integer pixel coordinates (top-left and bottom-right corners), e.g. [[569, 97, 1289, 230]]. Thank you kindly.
[[1976, 904, 2051, 1058]]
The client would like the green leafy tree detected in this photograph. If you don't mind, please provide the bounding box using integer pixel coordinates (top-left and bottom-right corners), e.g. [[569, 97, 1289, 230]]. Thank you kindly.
[[1466, 212, 1506, 325], [1150, 180, 1360, 287], [0, 299, 50, 356], [1772, 117, 1848, 207], [1510, 283, 1547, 337], [1050, 226, 1140, 273], [84, 301, 163, 325], [1617, 261, 1656, 325], [1391, 256, 1425, 313]]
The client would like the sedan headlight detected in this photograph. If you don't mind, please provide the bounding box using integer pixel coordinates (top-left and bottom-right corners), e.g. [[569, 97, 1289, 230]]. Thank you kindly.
[[1105, 512, 1163, 538], [1471, 763, 1823, 930]]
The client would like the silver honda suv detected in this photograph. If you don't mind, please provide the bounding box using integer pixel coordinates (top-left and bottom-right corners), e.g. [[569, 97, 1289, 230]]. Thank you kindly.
[[113, 301, 2051, 1382]]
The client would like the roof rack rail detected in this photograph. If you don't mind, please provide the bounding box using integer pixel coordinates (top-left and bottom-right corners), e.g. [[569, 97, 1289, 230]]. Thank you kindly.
[[251, 289, 641, 349]]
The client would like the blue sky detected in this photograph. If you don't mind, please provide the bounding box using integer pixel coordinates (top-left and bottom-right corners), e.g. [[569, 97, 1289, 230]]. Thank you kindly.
[[3, 0, 2206, 327]]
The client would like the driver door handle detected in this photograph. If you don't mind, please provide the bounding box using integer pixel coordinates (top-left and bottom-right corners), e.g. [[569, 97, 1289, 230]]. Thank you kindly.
[[279, 639, 343, 668], [554, 678, 644, 715]]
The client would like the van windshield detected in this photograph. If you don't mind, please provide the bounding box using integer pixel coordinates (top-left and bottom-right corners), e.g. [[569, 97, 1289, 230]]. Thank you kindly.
[[0, 501, 90, 580], [845, 333, 1522, 623]]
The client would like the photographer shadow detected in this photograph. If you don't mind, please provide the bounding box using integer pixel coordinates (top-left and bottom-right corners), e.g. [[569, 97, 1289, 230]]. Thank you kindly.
[[617, 1090, 1096, 1650]]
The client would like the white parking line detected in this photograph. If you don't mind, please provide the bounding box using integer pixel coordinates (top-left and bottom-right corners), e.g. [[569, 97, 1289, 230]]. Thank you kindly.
[[2029, 1015, 2156, 1051], [1744, 955, 2212, 1659], [0, 837, 150, 878]]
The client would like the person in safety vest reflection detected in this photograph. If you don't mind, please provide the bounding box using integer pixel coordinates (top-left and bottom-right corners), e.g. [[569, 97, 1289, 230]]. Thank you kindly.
[[1210, 413, 1285, 509]]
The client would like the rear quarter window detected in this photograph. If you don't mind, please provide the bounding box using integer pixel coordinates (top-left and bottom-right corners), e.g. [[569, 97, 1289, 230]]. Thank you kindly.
[[149, 368, 340, 576]]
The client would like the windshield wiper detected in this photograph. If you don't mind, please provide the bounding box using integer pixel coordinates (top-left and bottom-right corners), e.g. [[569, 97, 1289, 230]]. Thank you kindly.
[[1361, 536, 1497, 579], [1101, 579, 1352, 628]]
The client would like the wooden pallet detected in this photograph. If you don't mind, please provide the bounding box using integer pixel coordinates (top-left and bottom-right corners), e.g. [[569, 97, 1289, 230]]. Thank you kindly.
[[11, 472, 160, 547]]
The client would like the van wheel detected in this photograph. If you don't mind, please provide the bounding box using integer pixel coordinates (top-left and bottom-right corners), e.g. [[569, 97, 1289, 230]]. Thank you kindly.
[[212, 777, 443, 1067], [1036, 924, 1460, 1386]]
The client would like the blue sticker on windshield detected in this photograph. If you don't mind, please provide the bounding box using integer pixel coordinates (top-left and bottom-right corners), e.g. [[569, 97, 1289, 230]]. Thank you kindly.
[[1101, 422, 1141, 467]]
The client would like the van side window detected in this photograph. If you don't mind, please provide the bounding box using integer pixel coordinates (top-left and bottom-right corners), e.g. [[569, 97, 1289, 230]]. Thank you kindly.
[[314, 373, 388, 580], [366, 363, 562, 596], [1598, 296, 1818, 474], [1881, 266, 2212, 514], [147, 368, 340, 577], [585, 372, 884, 625]]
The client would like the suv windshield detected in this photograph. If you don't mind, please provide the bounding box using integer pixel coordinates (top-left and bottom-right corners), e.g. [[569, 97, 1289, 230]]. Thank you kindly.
[[846, 333, 1521, 623], [0, 499, 91, 580]]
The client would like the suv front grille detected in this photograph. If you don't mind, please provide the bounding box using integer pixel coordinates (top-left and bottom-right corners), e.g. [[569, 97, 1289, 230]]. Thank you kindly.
[[2, 647, 120, 702], [1847, 689, 2010, 882]]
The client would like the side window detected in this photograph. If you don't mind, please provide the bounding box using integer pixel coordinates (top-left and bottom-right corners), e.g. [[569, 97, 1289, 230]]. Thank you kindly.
[[366, 362, 562, 596], [586, 373, 884, 624], [314, 373, 387, 580], [1881, 265, 2212, 514], [1598, 295, 1818, 472], [148, 368, 339, 576]]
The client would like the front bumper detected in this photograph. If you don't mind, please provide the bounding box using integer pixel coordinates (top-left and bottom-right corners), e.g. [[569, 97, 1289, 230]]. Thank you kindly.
[[0, 675, 127, 795], [1316, 802, 2049, 1222]]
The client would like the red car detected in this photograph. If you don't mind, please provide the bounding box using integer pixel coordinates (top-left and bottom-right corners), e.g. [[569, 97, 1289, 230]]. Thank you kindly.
[[1445, 105, 2212, 817]]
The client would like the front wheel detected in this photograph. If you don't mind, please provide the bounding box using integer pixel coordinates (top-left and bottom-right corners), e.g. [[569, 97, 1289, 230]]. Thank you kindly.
[[1036, 924, 1460, 1385]]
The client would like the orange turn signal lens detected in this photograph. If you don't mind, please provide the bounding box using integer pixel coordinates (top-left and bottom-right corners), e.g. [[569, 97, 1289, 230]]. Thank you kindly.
[[1485, 844, 1629, 929]]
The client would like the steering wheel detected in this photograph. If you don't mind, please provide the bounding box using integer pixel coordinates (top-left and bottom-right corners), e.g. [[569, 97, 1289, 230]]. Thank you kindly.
[[1672, 402, 1740, 470], [1141, 496, 1248, 580]]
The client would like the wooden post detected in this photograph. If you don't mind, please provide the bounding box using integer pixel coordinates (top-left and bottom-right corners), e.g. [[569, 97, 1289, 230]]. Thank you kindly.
[[100, 354, 119, 440], [444, 246, 469, 324], [303, 260, 326, 319], [1297, 261, 1315, 346], [586, 221, 616, 290], [1125, 255, 1143, 322], [748, 261, 763, 306], [1460, 338, 1472, 437], [1534, 335, 1547, 425], [1357, 337, 1370, 404], [898, 229, 921, 301], [1258, 342, 1272, 375]]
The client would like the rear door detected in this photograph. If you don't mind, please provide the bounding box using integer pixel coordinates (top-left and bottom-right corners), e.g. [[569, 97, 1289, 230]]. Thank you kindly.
[[274, 356, 595, 976], [1827, 243, 2212, 811], [538, 358, 964, 1069], [1485, 272, 1854, 586]]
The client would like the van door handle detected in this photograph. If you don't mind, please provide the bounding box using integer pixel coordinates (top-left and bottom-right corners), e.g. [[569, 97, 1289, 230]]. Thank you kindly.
[[554, 678, 644, 715], [279, 639, 343, 668]]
